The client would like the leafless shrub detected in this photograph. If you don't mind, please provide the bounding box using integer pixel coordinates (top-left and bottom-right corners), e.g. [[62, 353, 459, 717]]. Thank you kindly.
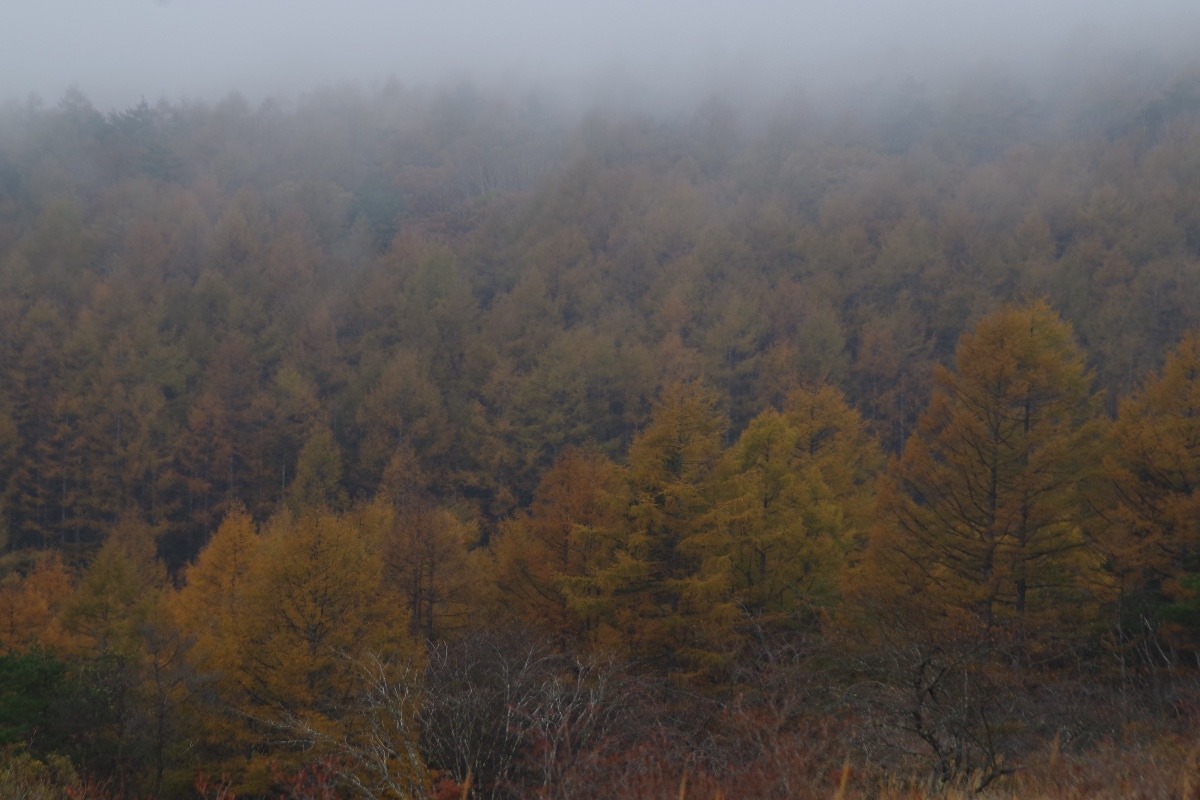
[[419, 629, 643, 800], [258, 652, 430, 800]]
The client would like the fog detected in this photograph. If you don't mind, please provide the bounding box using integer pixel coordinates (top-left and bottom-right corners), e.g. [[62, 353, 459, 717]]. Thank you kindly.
[[2, 0, 1199, 111]]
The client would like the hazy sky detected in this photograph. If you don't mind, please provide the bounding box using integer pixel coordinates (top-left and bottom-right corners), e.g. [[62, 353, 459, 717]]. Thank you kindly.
[[3, 0, 1198, 110]]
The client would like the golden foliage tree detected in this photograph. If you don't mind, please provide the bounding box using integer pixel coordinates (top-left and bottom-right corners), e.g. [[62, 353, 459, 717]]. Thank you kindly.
[[172, 503, 420, 792], [238, 507, 412, 724], [1101, 331, 1200, 648], [60, 513, 166, 657], [0, 553, 75, 654], [716, 386, 882, 630], [868, 301, 1101, 642], [493, 445, 627, 642], [570, 382, 736, 680], [170, 504, 257, 687]]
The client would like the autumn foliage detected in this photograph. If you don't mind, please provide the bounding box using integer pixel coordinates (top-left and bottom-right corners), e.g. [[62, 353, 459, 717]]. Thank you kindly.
[[2, 65, 1200, 797]]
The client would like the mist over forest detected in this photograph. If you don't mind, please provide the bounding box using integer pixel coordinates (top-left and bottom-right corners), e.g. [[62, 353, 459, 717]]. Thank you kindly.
[[4, 0, 1200, 110], [3, 3, 1200, 799]]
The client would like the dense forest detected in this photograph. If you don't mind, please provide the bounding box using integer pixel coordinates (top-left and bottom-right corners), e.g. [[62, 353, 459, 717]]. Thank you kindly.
[[2, 52, 1200, 798]]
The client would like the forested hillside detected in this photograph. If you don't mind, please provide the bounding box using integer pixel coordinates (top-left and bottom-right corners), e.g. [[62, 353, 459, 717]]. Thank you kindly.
[[2, 57, 1200, 798]]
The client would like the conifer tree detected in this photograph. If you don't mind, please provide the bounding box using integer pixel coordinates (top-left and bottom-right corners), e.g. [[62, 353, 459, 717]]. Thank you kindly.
[[716, 386, 882, 629], [377, 447, 479, 640], [493, 445, 626, 642], [0, 553, 75, 653], [172, 504, 419, 792], [869, 301, 1101, 643], [1102, 331, 1200, 649], [576, 382, 735, 680]]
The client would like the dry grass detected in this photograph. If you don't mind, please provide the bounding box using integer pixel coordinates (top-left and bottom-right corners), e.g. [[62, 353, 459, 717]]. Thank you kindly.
[[540, 732, 1200, 800], [168, 729, 1198, 799]]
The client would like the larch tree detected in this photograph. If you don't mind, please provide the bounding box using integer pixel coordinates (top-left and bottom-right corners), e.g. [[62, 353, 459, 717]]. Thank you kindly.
[[1101, 331, 1200, 650], [493, 445, 627, 643], [850, 300, 935, 453], [56, 513, 179, 796], [172, 503, 420, 793], [575, 381, 736, 680], [285, 423, 348, 512], [60, 512, 166, 658], [715, 385, 882, 631], [237, 508, 413, 728], [6, 300, 70, 550], [0, 553, 76, 654], [0, 401, 18, 551], [170, 504, 267, 785], [377, 446, 479, 640], [868, 301, 1101, 645], [173, 333, 277, 557]]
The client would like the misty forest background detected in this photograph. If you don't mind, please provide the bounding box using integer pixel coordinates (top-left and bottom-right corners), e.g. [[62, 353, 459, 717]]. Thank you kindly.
[[2, 48, 1200, 799]]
